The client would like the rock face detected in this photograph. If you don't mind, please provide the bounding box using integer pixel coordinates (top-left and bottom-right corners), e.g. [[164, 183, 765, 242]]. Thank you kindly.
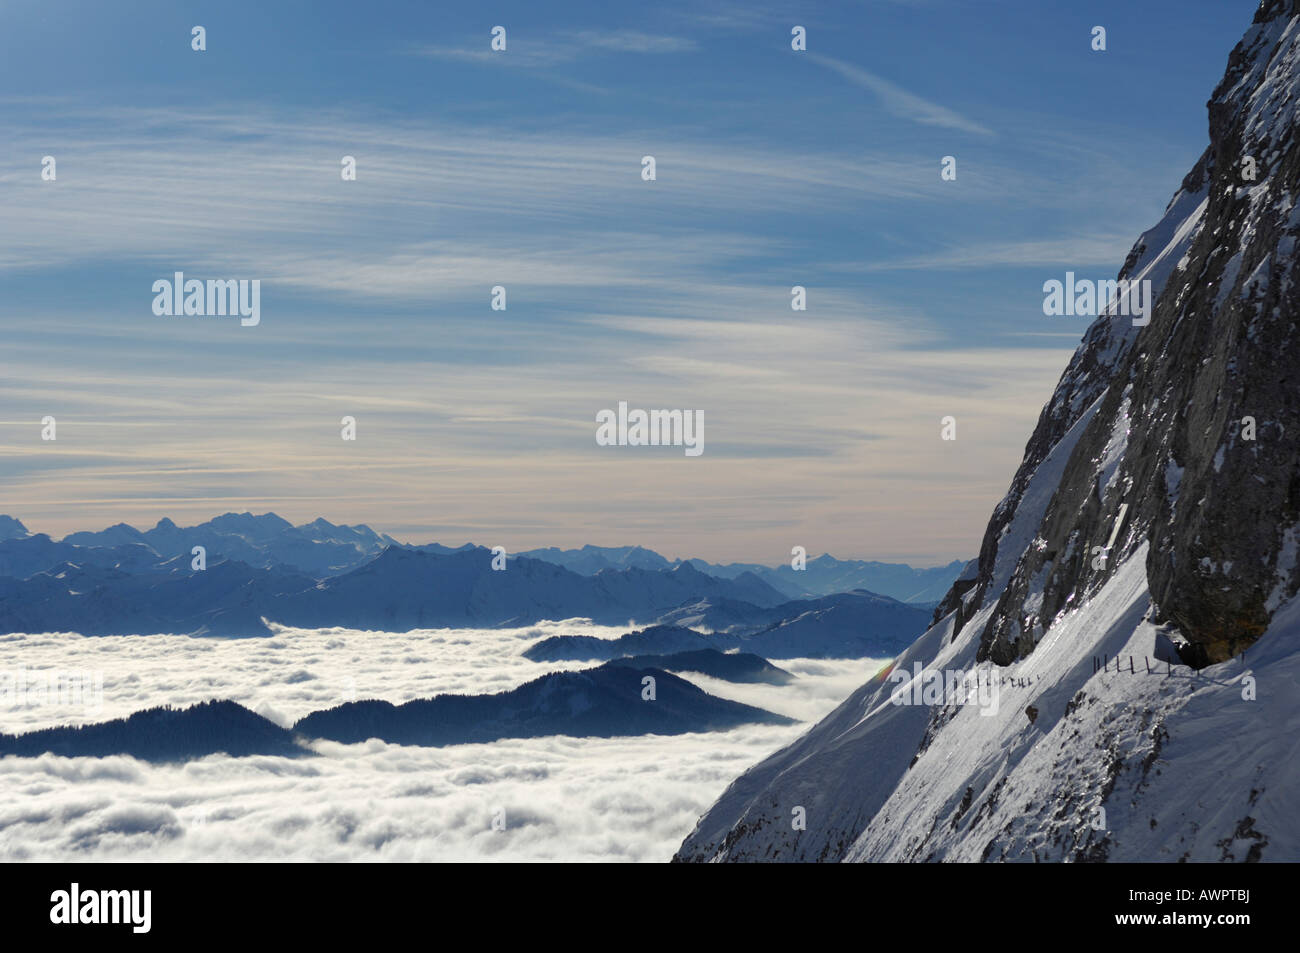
[[675, 1, 1300, 863], [942, 1, 1300, 669]]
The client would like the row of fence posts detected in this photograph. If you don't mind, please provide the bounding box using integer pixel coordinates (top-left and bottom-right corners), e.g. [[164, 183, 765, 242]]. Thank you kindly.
[[963, 671, 1039, 688], [1091, 650, 1246, 677], [903, 648, 1248, 691]]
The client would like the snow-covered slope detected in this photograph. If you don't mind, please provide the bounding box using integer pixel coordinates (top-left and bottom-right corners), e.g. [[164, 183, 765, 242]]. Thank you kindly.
[[677, 545, 1298, 861], [675, 0, 1300, 863]]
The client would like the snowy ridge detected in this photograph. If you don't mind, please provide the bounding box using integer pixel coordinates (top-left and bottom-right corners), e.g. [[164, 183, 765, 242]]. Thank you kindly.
[[849, 547, 1292, 862], [676, 548, 1298, 862]]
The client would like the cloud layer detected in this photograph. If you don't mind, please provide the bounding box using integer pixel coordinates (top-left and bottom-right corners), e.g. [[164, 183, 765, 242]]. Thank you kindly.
[[0, 625, 879, 861]]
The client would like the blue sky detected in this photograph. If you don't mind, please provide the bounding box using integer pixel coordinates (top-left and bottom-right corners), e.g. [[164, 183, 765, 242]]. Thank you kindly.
[[0, 0, 1258, 563]]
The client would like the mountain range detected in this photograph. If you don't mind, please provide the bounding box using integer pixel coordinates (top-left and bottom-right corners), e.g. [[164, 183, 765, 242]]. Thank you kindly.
[[0, 514, 963, 603], [519, 544, 964, 603], [0, 514, 935, 651]]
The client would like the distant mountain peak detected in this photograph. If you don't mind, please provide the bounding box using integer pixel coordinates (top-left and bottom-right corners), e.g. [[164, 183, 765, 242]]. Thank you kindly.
[[209, 511, 293, 531]]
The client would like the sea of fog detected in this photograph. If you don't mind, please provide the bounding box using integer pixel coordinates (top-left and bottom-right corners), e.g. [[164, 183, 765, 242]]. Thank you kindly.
[[0, 623, 880, 861]]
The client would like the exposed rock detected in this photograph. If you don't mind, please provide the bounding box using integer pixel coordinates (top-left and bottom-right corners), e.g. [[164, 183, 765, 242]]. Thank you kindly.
[[970, 1, 1300, 668]]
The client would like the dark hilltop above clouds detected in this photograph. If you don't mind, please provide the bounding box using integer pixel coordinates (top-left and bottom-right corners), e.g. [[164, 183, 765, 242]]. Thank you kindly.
[[0, 666, 795, 763], [293, 665, 795, 748]]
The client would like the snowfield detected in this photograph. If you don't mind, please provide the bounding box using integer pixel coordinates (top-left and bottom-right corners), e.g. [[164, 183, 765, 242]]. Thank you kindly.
[[676, 548, 1297, 862]]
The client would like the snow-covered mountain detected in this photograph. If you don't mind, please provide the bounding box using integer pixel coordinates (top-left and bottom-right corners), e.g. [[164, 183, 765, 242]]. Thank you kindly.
[[518, 546, 965, 603], [0, 534, 162, 578], [0, 545, 793, 636], [685, 555, 966, 604], [675, 0, 1300, 863], [56, 512, 399, 577], [3, 514, 961, 605], [517, 544, 674, 574], [269, 548, 789, 631]]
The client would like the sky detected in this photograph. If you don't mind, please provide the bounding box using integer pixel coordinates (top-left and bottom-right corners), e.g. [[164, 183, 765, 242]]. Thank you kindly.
[[0, 0, 1259, 564]]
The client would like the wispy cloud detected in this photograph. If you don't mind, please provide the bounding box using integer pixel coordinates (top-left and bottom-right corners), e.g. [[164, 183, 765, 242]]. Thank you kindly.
[[0, 291, 1073, 562], [1, 102, 1062, 563], [413, 28, 697, 69], [574, 30, 697, 53], [673, 1, 784, 32], [808, 54, 995, 137], [848, 234, 1138, 272], [0, 104, 1006, 277]]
